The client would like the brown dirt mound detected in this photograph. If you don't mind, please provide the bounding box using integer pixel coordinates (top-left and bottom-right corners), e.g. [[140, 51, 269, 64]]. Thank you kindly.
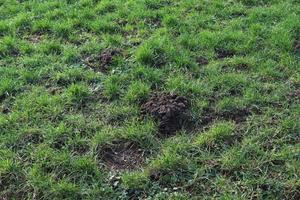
[[141, 93, 189, 135], [84, 49, 119, 72], [99, 141, 145, 171]]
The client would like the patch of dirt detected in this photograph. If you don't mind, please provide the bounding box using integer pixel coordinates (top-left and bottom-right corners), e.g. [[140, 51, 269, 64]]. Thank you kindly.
[[0, 104, 10, 114], [146, 16, 162, 28], [230, 11, 247, 18], [141, 93, 190, 135], [84, 49, 119, 72], [99, 141, 145, 171], [289, 88, 300, 99], [23, 133, 44, 145], [284, 186, 300, 200], [13, 132, 44, 150], [216, 49, 235, 59], [294, 40, 300, 52], [197, 107, 254, 131], [48, 87, 62, 95], [28, 34, 43, 43], [0, 93, 8, 102], [196, 56, 209, 66], [220, 108, 251, 123], [235, 63, 250, 71], [51, 134, 69, 150], [70, 142, 89, 155], [221, 63, 250, 73]]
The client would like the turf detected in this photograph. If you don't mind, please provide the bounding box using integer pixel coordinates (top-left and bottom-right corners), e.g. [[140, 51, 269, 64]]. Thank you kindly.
[[0, 0, 299, 199]]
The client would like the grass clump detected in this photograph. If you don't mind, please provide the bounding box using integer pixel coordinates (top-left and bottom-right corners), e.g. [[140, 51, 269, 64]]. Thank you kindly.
[[66, 83, 91, 105], [195, 121, 236, 146]]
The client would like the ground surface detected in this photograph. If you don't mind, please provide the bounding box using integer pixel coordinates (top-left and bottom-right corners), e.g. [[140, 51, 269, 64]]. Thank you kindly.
[[0, 0, 299, 199]]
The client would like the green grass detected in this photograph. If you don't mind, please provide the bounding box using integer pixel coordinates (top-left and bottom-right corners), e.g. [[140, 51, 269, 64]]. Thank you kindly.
[[0, 0, 299, 199]]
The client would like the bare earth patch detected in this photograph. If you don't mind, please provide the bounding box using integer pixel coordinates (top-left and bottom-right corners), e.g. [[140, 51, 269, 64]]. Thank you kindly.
[[99, 141, 145, 171], [196, 56, 209, 66], [27, 33, 43, 43], [216, 49, 235, 59], [141, 93, 190, 135], [294, 40, 300, 52], [84, 49, 119, 72], [51, 134, 69, 150]]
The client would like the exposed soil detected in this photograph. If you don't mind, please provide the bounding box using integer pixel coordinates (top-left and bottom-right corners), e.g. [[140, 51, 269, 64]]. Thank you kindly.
[[221, 63, 250, 73], [0, 105, 10, 114], [84, 49, 119, 72], [13, 132, 44, 150], [146, 16, 162, 28], [294, 40, 300, 52], [197, 107, 252, 131], [99, 141, 145, 171], [141, 93, 190, 135], [28, 33, 43, 43], [220, 108, 251, 123], [23, 133, 44, 145], [284, 186, 300, 200], [230, 11, 247, 18], [51, 134, 69, 150], [216, 49, 235, 59], [196, 56, 209, 66], [289, 88, 300, 100], [48, 87, 62, 95], [70, 142, 89, 155], [235, 63, 250, 71], [0, 94, 7, 102]]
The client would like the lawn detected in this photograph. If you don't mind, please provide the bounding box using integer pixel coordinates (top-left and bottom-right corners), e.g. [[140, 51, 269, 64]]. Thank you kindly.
[[0, 0, 299, 199]]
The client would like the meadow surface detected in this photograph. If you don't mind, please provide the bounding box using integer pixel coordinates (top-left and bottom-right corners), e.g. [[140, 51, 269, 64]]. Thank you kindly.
[[0, 0, 299, 199]]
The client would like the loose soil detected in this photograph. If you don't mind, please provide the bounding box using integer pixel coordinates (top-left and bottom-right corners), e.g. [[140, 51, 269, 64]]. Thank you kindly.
[[216, 49, 235, 59], [141, 93, 189, 135], [198, 107, 252, 130], [70, 143, 89, 155], [0, 105, 10, 114], [220, 108, 251, 123], [84, 49, 119, 72], [23, 133, 44, 145], [196, 56, 209, 66], [99, 141, 145, 171], [51, 134, 69, 150], [28, 34, 43, 43], [294, 40, 300, 52]]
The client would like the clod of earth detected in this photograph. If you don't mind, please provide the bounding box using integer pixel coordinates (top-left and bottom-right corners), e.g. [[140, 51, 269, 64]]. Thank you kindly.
[[141, 93, 189, 135], [99, 141, 145, 171], [84, 49, 119, 72]]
